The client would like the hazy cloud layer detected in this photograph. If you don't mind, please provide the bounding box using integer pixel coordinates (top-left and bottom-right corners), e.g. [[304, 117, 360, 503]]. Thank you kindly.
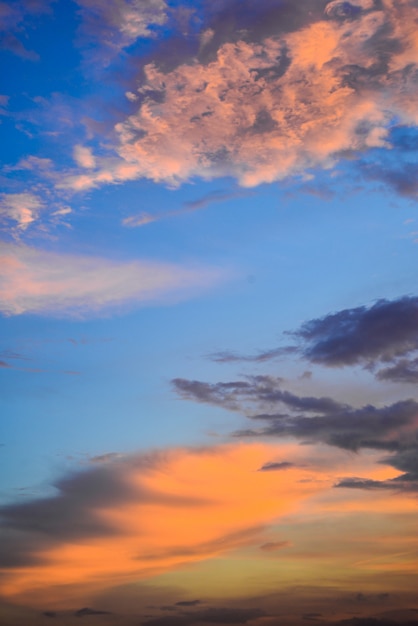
[[60, 0, 418, 190], [0, 242, 223, 317]]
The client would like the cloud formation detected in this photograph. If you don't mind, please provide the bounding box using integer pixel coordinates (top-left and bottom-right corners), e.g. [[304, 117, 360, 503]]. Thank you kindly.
[[0, 193, 44, 232], [0, 242, 223, 317], [172, 375, 418, 489], [60, 0, 418, 190], [75, 0, 168, 62], [294, 297, 418, 368], [0, 443, 331, 605]]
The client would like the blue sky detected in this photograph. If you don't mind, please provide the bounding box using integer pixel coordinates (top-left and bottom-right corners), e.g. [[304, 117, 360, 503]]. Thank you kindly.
[[1, 2, 418, 625]]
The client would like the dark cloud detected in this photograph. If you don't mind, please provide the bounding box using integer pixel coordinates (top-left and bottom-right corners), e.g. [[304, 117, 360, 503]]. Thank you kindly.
[[142, 607, 266, 626], [199, 0, 330, 63], [172, 376, 349, 415], [258, 461, 295, 472], [175, 601, 202, 607], [173, 373, 418, 487], [74, 607, 112, 617], [334, 619, 418, 626], [259, 540, 290, 552], [361, 160, 418, 200], [335, 444, 418, 493], [294, 297, 418, 367], [376, 358, 418, 383], [0, 454, 208, 567], [236, 400, 418, 453], [208, 346, 297, 364]]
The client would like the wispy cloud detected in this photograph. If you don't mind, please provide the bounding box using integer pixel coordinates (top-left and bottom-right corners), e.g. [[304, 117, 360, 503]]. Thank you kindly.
[[0, 242, 224, 317], [75, 0, 168, 65], [0, 193, 44, 232], [122, 190, 253, 229]]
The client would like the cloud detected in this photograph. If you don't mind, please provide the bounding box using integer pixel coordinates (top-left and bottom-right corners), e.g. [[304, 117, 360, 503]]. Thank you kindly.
[[376, 358, 418, 383], [59, 0, 418, 191], [0, 193, 44, 231], [0, 443, 331, 605], [73, 145, 96, 169], [172, 375, 350, 414], [172, 374, 418, 487], [208, 346, 297, 364], [293, 296, 418, 368], [0, 242, 223, 317], [122, 190, 254, 229], [141, 607, 266, 626], [0, 0, 53, 60], [258, 461, 295, 472], [259, 541, 290, 552], [74, 607, 112, 617], [75, 0, 168, 65]]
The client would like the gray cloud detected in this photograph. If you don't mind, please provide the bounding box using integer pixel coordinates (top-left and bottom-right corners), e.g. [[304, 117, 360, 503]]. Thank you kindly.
[[258, 461, 295, 472], [0, 454, 208, 568], [294, 296, 418, 368], [142, 607, 266, 626], [172, 374, 418, 488], [376, 358, 418, 383], [172, 376, 349, 415], [208, 346, 297, 364], [74, 607, 112, 617]]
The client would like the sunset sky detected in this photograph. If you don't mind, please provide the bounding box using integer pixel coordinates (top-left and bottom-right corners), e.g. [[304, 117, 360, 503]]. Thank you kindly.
[[1, 1, 418, 625]]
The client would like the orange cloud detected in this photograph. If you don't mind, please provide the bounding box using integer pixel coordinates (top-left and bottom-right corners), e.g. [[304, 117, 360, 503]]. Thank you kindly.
[[0, 442, 406, 609]]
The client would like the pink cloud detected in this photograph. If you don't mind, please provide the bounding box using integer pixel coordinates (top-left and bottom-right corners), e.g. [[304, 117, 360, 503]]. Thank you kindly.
[[0, 242, 225, 317], [60, 0, 418, 190], [0, 193, 44, 231]]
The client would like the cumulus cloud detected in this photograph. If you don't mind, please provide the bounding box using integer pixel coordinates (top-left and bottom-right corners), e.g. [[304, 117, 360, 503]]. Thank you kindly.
[[61, 0, 418, 190], [0, 242, 224, 317]]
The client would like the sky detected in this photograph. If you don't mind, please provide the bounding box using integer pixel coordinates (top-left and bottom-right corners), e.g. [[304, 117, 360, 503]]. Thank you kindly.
[[1, 0, 418, 625]]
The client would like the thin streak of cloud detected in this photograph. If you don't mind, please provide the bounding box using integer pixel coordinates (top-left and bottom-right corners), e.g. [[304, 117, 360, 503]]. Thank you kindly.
[[0, 242, 225, 317], [122, 190, 253, 228]]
